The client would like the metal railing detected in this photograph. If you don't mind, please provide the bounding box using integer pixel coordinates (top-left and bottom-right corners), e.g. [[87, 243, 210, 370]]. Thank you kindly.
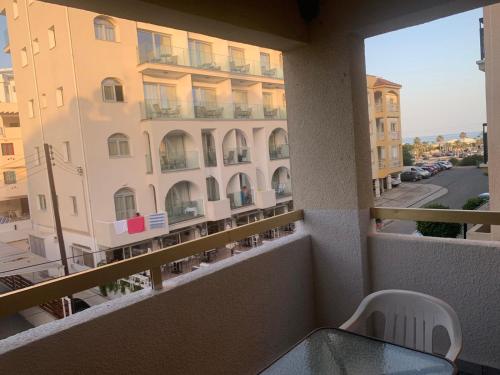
[[167, 199, 204, 224], [378, 160, 386, 168], [371, 207, 500, 225], [223, 147, 251, 165], [391, 131, 400, 140], [387, 104, 400, 112], [269, 144, 290, 160], [0, 210, 304, 318], [228, 190, 254, 209], [389, 159, 401, 167], [138, 44, 284, 79], [160, 151, 199, 172], [273, 183, 292, 199], [377, 132, 385, 141]]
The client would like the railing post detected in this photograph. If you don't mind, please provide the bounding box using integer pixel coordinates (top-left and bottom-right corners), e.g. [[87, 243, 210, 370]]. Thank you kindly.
[[150, 266, 163, 291]]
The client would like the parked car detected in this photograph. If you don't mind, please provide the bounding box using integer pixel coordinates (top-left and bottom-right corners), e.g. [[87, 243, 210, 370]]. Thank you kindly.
[[422, 165, 438, 175], [404, 166, 430, 179], [478, 192, 490, 201], [401, 171, 420, 182], [438, 161, 452, 169], [391, 175, 401, 187]]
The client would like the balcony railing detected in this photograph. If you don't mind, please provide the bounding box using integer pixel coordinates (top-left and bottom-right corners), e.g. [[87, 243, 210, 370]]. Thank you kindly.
[[378, 160, 386, 168], [138, 44, 284, 79], [203, 147, 217, 167], [375, 103, 383, 112], [269, 144, 290, 160], [140, 100, 287, 120], [377, 132, 385, 141], [167, 199, 204, 224], [273, 183, 292, 199], [160, 151, 199, 172], [0, 210, 302, 320], [387, 104, 400, 112], [391, 131, 400, 140], [227, 189, 254, 209], [223, 146, 251, 165]]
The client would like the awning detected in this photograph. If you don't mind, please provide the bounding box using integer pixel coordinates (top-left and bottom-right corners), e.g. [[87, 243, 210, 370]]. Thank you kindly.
[[0, 242, 62, 277]]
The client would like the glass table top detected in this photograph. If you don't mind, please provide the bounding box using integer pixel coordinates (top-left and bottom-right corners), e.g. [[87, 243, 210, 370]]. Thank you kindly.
[[260, 328, 456, 375]]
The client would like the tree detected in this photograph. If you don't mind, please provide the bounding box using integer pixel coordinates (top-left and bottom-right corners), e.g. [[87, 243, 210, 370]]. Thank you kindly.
[[436, 135, 445, 144], [413, 137, 421, 145], [459, 154, 483, 166], [459, 132, 467, 140], [402, 144, 414, 166], [416, 203, 462, 238], [462, 197, 487, 211]]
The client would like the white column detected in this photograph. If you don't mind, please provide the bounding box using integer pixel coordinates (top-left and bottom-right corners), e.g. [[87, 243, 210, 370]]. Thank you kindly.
[[386, 175, 392, 190]]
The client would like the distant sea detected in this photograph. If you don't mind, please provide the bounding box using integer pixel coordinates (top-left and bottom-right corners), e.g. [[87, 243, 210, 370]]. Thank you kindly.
[[403, 131, 482, 144]]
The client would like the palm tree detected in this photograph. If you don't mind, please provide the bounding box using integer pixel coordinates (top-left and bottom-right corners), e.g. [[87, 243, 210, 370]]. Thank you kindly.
[[413, 137, 422, 158], [436, 135, 444, 143], [459, 131, 467, 140]]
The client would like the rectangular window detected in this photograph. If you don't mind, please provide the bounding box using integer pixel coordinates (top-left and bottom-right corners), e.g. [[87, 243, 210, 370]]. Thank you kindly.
[[32, 38, 39, 54], [34, 146, 41, 165], [62, 141, 71, 162], [263, 92, 273, 108], [48, 26, 56, 49], [71, 245, 94, 268], [70, 196, 78, 215], [3, 171, 16, 184], [1, 143, 14, 155], [137, 29, 172, 63], [391, 145, 399, 160], [20, 47, 28, 67], [38, 194, 47, 211], [192, 86, 217, 107], [260, 52, 271, 70], [28, 99, 34, 118], [229, 46, 245, 66], [56, 87, 64, 107], [232, 90, 248, 106]]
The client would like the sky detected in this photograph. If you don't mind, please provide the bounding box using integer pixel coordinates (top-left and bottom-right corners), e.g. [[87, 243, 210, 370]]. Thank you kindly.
[[0, 17, 11, 68], [365, 8, 486, 139]]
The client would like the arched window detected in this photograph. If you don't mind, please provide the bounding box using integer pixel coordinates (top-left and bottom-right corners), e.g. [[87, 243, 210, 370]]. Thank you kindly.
[[206, 176, 220, 201], [114, 188, 136, 220], [102, 78, 124, 102], [108, 133, 130, 157], [94, 16, 116, 42]]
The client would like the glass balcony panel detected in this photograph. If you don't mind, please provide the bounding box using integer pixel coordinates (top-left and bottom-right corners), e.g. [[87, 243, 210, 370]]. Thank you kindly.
[[167, 199, 204, 224], [160, 150, 199, 172]]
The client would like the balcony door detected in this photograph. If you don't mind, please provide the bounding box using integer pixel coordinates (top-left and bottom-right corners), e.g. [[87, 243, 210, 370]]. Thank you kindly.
[[232, 90, 248, 108], [137, 29, 172, 62], [144, 83, 176, 111], [165, 181, 191, 215], [263, 92, 273, 109], [165, 133, 186, 164], [193, 87, 217, 108], [189, 39, 213, 67], [229, 47, 245, 65], [260, 52, 270, 70], [114, 188, 136, 220]]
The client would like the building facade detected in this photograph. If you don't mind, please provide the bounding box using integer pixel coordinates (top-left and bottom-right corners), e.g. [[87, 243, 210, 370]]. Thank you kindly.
[[1, 0, 291, 272], [0, 68, 29, 222], [367, 75, 403, 197]]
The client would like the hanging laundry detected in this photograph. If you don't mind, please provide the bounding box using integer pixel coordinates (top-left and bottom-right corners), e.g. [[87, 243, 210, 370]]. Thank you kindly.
[[114, 219, 128, 235], [148, 212, 166, 229], [127, 216, 145, 234]]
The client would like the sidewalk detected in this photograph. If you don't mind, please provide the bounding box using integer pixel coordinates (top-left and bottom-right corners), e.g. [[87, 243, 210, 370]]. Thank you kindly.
[[375, 183, 448, 208]]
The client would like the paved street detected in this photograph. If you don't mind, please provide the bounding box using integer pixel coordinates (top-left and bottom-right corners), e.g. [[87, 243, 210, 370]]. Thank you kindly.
[[0, 283, 33, 339], [382, 166, 489, 234]]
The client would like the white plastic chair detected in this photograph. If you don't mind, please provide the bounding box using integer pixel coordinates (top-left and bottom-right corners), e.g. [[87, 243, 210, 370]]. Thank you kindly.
[[340, 289, 463, 361]]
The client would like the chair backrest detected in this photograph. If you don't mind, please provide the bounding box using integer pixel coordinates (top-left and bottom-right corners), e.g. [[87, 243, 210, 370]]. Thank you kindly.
[[340, 289, 462, 361]]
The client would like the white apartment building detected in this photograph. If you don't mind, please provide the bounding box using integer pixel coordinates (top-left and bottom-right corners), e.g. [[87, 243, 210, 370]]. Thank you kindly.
[[1, 0, 291, 273]]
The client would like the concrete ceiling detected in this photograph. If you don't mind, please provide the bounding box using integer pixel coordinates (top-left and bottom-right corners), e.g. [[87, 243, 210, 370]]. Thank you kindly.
[[44, 0, 500, 49]]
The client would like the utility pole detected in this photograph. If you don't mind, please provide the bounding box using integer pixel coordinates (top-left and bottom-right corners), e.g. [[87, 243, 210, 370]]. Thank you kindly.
[[44, 143, 69, 276]]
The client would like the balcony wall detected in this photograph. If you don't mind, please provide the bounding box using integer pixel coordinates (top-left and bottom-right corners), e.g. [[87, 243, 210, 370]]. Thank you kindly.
[[206, 198, 231, 221], [0, 233, 315, 375], [368, 233, 500, 369]]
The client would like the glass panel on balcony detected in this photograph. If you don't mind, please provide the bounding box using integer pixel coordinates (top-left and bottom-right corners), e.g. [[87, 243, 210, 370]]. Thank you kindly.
[[229, 46, 249, 73], [137, 29, 176, 65], [189, 39, 220, 70], [193, 87, 224, 118], [159, 131, 200, 172], [227, 172, 253, 209], [165, 181, 204, 224], [269, 128, 289, 160], [143, 83, 180, 119], [272, 167, 292, 198], [224, 147, 250, 165]]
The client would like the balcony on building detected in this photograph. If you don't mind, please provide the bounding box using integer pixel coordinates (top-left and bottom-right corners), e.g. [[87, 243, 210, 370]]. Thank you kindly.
[[227, 172, 254, 209], [222, 129, 251, 165], [269, 128, 290, 160], [159, 131, 200, 172], [272, 167, 292, 200], [165, 181, 205, 225]]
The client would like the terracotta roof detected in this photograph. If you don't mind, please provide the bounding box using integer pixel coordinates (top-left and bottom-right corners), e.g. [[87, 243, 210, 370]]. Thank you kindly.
[[373, 77, 402, 88]]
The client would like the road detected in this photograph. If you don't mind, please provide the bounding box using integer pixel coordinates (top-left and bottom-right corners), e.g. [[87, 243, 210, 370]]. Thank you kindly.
[[382, 166, 489, 234]]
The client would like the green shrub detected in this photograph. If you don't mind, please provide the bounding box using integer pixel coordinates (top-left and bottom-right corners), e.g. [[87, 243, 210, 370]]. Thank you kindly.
[[416, 203, 462, 238], [459, 154, 484, 166], [448, 157, 459, 166], [462, 197, 487, 211]]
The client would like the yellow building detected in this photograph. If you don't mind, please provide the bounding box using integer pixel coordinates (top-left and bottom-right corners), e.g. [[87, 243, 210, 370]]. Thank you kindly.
[[0, 68, 29, 226], [367, 75, 403, 197]]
